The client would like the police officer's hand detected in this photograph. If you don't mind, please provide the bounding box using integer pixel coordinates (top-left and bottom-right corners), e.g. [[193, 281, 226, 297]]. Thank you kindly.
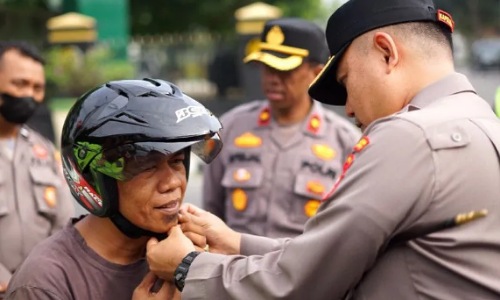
[[178, 209, 207, 252], [146, 225, 195, 281], [180, 204, 241, 255], [132, 271, 180, 300]]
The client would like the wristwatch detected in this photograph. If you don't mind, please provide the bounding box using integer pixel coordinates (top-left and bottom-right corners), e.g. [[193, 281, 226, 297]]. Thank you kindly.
[[174, 251, 201, 292]]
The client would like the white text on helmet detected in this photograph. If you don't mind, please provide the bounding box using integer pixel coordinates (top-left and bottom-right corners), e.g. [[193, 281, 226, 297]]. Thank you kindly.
[[176, 106, 209, 123]]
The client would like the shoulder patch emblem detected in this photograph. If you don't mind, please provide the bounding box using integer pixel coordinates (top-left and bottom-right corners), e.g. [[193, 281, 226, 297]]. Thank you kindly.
[[312, 144, 336, 160], [307, 114, 321, 134], [323, 136, 370, 200], [234, 132, 262, 148], [258, 107, 271, 126], [353, 136, 370, 152]]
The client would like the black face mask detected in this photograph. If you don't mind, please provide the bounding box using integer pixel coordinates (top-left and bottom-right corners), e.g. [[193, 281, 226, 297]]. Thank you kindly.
[[0, 93, 40, 124]]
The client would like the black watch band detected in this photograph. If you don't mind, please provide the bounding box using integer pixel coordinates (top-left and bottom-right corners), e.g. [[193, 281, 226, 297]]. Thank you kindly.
[[174, 251, 201, 292]]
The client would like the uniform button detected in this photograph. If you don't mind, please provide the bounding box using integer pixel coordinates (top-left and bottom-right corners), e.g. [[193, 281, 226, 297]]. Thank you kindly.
[[451, 132, 462, 142]]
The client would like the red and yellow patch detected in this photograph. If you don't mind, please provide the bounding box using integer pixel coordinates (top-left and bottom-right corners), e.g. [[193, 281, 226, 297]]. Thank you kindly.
[[234, 132, 262, 148], [304, 199, 321, 217], [353, 136, 369, 152], [437, 9, 454, 32], [323, 136, 370, 200], [307, 114, 321, 134], [258, 107, 271, 126], [232, 188, 247, 211]]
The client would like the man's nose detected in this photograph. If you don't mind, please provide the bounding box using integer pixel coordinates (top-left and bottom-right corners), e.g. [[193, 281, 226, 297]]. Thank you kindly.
[[20, 86, 36, 98], [157, 165, 183, 192]]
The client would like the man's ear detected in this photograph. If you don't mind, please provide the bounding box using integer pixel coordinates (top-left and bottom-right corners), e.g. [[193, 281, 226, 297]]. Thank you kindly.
[[372, 32, 399, 72]]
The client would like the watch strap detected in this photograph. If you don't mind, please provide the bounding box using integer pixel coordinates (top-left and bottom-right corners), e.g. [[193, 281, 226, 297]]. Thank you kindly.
[[174, 251, 201, 292]]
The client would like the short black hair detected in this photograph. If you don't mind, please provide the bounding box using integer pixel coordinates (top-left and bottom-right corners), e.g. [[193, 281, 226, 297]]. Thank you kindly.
[[0, 41, 45, 65], [395, 21, 453, 52]]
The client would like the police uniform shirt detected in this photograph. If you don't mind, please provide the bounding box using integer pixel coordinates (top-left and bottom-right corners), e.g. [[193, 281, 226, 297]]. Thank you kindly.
[[203, 100, 360, 238], [186, 73, 500, 299], [0, 126, 74, 284]]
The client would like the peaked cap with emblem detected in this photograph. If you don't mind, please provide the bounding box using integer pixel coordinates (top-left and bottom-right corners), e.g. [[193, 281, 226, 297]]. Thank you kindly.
[[308, 0, 455, 106], [244, 18, 329, 71]]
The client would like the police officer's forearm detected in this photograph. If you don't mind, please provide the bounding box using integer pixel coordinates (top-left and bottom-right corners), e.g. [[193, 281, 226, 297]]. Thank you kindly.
[[240, 234, 284, 256]]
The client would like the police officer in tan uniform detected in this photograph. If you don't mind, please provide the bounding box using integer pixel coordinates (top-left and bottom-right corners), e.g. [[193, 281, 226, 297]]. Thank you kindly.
[[145, 0, 500, 298], [0, 41, 74, 294], [203, 18, 360, 238]]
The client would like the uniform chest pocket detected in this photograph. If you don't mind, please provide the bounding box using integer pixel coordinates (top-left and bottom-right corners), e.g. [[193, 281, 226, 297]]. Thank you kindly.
[[221, 165, 264, 218], [30, 166, 60, 217], [291, 173, 336, 222]]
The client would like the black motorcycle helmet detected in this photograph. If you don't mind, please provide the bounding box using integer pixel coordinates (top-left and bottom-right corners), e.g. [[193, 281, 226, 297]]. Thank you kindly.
[[61, 78, 222, 238]]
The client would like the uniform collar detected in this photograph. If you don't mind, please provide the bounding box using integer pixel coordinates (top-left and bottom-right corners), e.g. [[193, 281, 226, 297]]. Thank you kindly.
[[408, 72, 476, 111], [256, 100, 328, 138], [364, 73, 476, 134]]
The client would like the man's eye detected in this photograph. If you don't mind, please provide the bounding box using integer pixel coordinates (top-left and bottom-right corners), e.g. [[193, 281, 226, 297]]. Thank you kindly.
[[172, 158, 184, 165]]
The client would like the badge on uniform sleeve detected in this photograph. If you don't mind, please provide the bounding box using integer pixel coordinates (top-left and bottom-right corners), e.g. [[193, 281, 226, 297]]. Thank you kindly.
[[233, 168, 251, 182], [304, 199, 321, 217], [323, 136, 370, 200], [232, 188, 247, 211], [44, 186, 57, 208], [33, 144, 48, 160], [312, 144, 336, 161], [234, 132, 262, 148]]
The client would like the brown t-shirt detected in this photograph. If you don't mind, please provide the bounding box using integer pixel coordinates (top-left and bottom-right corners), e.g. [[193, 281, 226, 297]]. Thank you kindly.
[[4, 218, 148, 300]]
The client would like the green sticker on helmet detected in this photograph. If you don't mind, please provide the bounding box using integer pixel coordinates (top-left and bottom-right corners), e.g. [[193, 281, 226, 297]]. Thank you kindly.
[[74, 141, 126, 181]]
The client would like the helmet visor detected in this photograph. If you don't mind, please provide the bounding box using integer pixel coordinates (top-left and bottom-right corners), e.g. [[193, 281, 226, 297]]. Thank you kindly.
[[91, 134, 222, 181]]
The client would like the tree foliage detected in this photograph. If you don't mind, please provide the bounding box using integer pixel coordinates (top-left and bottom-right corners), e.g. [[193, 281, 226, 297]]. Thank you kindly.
[[435, 0, 500, 37], [130, 0, 323, 35]]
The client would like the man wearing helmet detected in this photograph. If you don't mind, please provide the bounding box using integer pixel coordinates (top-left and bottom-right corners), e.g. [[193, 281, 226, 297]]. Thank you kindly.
[[4, 78, 222, 299]]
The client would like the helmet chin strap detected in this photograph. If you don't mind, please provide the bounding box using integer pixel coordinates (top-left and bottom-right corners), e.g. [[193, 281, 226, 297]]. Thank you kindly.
[[109, 212, 168, 240]]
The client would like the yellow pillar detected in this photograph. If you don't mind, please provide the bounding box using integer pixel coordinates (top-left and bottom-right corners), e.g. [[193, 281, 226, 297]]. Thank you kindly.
[[47, 12, 97, 45]]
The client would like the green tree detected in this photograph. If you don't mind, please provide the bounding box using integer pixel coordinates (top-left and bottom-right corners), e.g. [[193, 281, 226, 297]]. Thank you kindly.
[[130, 0, 324, 35], [435, 0, 500, 37]]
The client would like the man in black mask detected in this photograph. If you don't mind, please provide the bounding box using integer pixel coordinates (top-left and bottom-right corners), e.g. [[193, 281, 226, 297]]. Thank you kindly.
[[0, 41, 74, 297]]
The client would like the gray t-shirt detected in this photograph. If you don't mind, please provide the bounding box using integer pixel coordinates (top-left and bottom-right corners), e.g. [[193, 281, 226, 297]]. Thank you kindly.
[[5, 218, 148, 300]]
